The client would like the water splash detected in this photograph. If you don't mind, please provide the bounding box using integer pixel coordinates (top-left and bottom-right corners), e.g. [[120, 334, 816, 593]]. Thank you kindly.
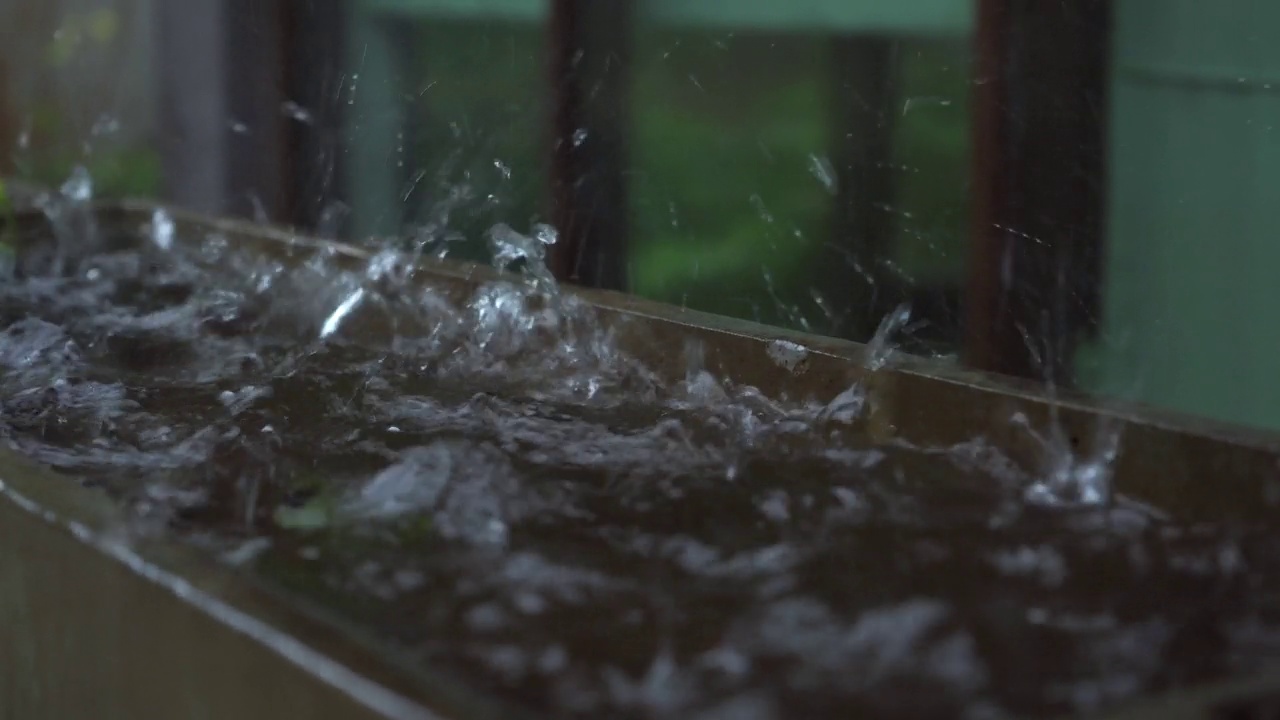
[[0, 172, 1226, 720], [866, 302, 912, 371], [816, 303, 913, 425], [807, 154, 837, 194], [29, 165, 99, 276], [1007, 313, 1125, 508], [1014, 410, 1123, 507], [337, 440, 523, 546], [150, 208, 175, 251], [488, 222, 558, 289], [319, 287, 365, 339]]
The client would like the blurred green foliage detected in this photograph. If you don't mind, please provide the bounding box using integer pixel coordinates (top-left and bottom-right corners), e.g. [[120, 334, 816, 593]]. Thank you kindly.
[[628, 31, 830, 325], [10, 6, 159, 202], [630, 33, 970, 326], [892, 40, 971, 281], [405, 22, 970, 332], [407, 22, 549, 262], [22, 146, 162, 199], [46, 7, 121, 67], [13, 5, 971, 338], [15, 99, 161, 199]]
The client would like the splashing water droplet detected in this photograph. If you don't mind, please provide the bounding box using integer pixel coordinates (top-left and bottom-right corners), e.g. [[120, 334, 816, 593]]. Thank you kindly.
[[320, 287, 365, 339], [27, 165, 99, 276], [316, 201, 349, 239], [488, 224, 557, 288], [807, 154, 837, 194], [1015, 411, 1123, 507], [820, 384, 865, 424], [61, 166, 93, 203], [866, 303, 912, 370], [247, 194, 269, 224], [281, 101, 314, 124], [749, 194, 774, 224], [150, 209, 174, 251], [532, 223, 558, 247]]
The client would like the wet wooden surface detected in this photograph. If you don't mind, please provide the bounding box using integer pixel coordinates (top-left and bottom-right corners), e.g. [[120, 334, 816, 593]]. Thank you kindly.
[[0, 451, 449, 720], [4, 201, 1280, 719]]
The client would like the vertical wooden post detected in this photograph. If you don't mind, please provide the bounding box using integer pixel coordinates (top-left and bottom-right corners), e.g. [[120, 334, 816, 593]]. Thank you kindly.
[[825, 36, 898, 340], [222, 0, 292, 221], [157, 0, 310, 223], [282, 0, 348, 233], [0, 55, 14, 176], [547, 0, 634, 290], [964, 0, 1111, 382], [156, 0, 231, 215]]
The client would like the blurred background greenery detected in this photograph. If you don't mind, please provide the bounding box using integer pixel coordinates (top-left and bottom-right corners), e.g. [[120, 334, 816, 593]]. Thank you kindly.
[[3, 3, 161, 200], [397, 20, 970, 332], [5, 2, 971, 341], [14, 0, 1280, 434]]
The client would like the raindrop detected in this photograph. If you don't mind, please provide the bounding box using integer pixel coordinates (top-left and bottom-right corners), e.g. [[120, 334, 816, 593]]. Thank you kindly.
[[90, 115, 120, 137], [902, 96, 954, 115], [61, 165, 94, 203], [150, 209, 174, 251], [807, 154, 837, 194], [749, 194, 774, 224], [281, 101, 314, 124], [866, 303, 912, 370]]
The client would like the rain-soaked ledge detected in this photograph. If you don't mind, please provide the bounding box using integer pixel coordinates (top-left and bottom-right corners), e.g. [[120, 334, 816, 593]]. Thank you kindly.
[[2, 199, 1279, 719]]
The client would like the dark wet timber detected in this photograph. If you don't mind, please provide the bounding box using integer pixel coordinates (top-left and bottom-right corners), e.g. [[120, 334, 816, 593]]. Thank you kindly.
[[3, 202, 1280, 720]]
